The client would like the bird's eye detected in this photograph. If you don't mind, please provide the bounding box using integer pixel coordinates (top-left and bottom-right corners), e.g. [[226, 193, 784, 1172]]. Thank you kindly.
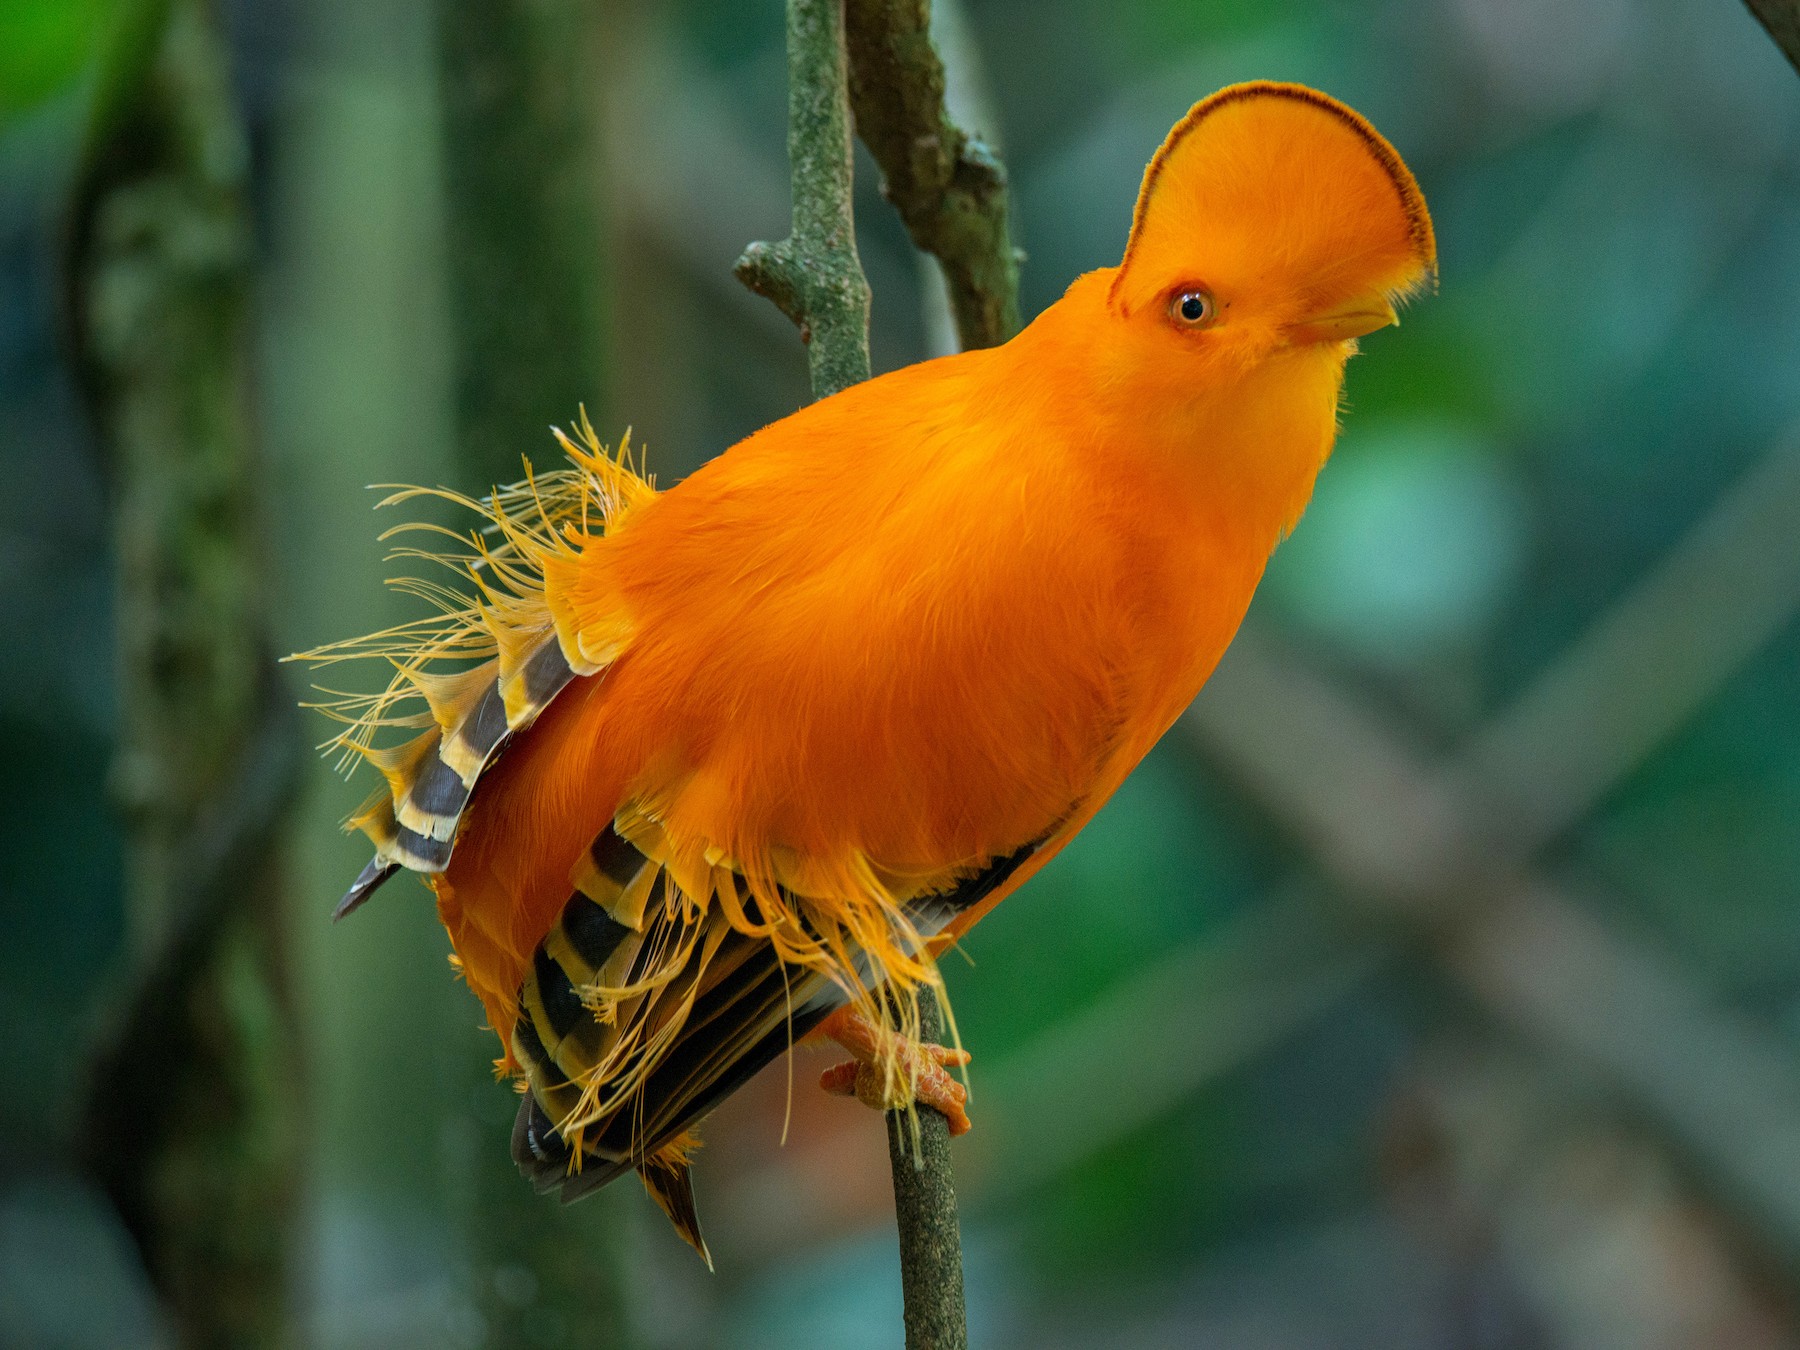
[[1169, 289, 1214, 326]]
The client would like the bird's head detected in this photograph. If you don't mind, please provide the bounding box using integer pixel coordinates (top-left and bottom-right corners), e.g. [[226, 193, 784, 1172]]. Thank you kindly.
[[1094, 82, 1435, 402]]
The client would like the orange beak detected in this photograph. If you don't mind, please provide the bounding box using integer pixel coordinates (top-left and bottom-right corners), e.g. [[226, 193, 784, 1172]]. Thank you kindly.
[[1288, 296, 1399, 346]]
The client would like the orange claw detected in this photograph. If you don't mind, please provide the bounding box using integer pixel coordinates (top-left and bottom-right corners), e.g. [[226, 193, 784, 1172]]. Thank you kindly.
[[817, 1005, 973, 1136]]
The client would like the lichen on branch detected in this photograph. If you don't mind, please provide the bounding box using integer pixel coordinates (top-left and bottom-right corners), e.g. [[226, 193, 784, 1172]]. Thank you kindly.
[[735, 0, 872, 398]]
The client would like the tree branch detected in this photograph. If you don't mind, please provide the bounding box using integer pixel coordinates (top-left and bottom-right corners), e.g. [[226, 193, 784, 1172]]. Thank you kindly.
[[1745, 0, 1800, 76], [735, 0, 872, 398], [65, 1, 303, 1340], [738, 2, 966, 1343], [845, 0, 1021, 350], [886, 992, 970, 1350]]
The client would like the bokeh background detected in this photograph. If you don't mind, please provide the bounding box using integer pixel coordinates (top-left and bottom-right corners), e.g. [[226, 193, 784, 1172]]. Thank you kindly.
[[6, 0, 1800, 1346]]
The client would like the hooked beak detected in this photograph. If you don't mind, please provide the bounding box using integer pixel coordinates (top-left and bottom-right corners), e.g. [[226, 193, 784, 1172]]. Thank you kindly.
[[1288, 297, 1399, 346]]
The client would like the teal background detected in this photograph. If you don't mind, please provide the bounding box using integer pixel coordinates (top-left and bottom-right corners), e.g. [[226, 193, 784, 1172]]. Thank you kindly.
[[5, 0, 1800, 1345]]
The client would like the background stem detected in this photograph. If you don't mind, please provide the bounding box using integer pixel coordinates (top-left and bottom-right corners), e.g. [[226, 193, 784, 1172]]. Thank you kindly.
[[433, 0, 637, 1342], [845, 0, 1021, 349], [66, 1, 302, 1342]]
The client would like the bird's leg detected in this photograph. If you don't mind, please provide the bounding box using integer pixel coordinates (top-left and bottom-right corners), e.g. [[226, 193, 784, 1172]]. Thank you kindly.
[[816, 1003, 973, 1136]]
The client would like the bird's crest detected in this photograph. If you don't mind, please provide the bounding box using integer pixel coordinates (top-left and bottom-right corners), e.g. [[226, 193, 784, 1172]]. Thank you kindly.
[[1111, 81, 1437, 317]]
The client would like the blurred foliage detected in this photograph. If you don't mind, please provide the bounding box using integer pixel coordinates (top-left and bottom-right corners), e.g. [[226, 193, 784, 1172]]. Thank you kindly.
[[4, 0, 1800, 1345], [958, 747, 1280, 1053], [0, 0, 121, 128]]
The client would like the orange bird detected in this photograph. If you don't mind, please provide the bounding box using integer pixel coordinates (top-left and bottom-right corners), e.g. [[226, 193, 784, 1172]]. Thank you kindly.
[[299, 82, 1434, 1265]]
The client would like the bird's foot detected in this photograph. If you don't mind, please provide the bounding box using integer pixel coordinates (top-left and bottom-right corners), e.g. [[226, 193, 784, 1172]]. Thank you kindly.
[[817, 1004, 972, 1135]]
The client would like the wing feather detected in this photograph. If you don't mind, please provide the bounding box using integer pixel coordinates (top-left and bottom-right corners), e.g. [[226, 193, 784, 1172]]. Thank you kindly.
[[507, 824, 1045, 1249]]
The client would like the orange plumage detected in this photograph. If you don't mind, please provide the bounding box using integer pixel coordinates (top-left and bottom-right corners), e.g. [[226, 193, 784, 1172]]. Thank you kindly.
[[298, 81, 1435, 1263]]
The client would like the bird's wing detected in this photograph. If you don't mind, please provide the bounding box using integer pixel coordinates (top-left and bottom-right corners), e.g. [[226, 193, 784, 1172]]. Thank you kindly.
[[291, 417, 652, 919], [505, 817, 1043, 1260]]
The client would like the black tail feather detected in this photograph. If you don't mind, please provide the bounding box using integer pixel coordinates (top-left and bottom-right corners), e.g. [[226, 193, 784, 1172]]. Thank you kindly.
[[333, 857, 399, 920], [639, 1151, 711, 1268]]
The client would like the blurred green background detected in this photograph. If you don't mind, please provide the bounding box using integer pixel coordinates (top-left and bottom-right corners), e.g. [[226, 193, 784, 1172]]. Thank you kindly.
[[5, 0, 1800, 1346]]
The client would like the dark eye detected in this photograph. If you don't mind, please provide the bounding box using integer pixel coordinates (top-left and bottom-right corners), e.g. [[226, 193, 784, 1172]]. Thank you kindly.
[[1170, 289, 1215, 326]]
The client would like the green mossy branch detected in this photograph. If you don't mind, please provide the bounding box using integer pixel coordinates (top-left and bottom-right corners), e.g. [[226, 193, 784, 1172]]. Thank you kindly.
[[886, 991, 970, 1350], [67, 2, 303, 1343], [734, 0, 873, 398]]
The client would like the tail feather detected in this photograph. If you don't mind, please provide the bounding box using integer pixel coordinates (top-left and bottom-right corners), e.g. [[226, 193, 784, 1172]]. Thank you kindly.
[[498, 633, 580, 729], [503, 824, 1047, 1259], [639, 1143, 711, 1268], [333, 856, 399, 922], [346, 641, 573, 877]]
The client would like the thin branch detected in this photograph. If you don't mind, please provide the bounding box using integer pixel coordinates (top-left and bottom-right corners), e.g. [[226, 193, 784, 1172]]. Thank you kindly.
[[735, 0, 871, 398], [887, 993, 970, 1350], [845, 0, 1021, 350], [1745, 0, 1800, 75], [737, 1, 965, 1343]]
